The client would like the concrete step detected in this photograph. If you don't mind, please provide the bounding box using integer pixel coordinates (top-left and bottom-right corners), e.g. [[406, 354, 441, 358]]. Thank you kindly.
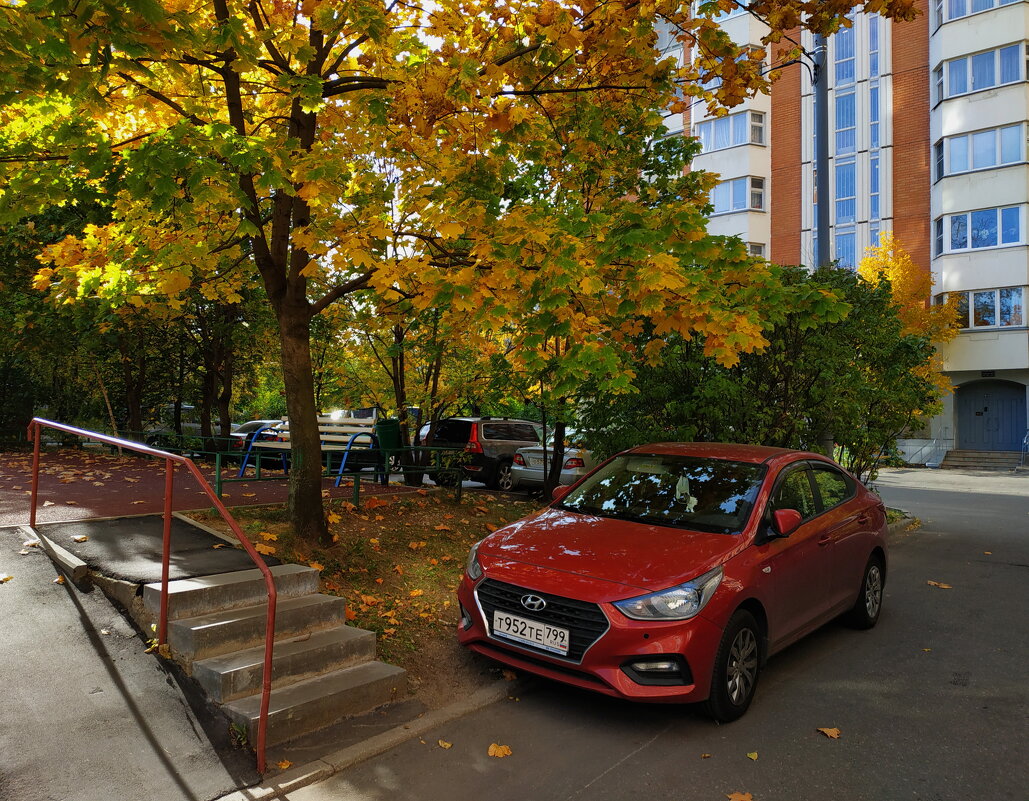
[[168, 593, 347, 664], [940, 450, 1020, 470], [223, 661, 408, 747], [143, 564, 319, 621], [192, 625, 377, 702]]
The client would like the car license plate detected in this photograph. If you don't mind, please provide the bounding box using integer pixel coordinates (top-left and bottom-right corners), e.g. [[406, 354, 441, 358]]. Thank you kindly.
[[528, 457, 544, 467], [492, 610, 569, 655]]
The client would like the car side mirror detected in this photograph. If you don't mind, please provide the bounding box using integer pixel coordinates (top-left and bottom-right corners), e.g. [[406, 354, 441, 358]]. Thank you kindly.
[[551, 485, 572, 502], [772, 508, 803, 537]]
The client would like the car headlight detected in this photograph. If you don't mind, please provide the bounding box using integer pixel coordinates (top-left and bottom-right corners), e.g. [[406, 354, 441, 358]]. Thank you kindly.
[[613, 566, 723, 621], [465, 539, 484, 581]]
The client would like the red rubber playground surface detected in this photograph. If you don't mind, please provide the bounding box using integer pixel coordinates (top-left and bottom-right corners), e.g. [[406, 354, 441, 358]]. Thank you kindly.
[[0, 448, 425, 528]]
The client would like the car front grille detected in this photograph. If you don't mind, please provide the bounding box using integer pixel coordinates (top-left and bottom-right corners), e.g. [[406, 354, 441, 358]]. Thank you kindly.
[[475, 578, 609, 663]]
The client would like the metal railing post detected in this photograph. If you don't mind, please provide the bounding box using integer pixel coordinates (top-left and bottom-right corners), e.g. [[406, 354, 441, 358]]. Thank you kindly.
[[29, 421, 40, 528], [159, 458, 174, 645]]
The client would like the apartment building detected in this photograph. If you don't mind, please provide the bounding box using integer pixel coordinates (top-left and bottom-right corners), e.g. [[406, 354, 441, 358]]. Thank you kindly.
[[679, 0, 1029, 462]]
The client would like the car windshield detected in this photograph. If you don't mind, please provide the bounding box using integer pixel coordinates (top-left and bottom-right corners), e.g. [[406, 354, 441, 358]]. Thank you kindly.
[[556, 453, 765, 534]]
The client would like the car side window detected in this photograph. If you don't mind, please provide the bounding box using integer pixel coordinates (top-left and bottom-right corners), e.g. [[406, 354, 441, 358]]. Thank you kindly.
[[772, 468, 818, 521], [509, 424, 541, 442], [810, 465, 854, 510], [481, 423, 511, 440]]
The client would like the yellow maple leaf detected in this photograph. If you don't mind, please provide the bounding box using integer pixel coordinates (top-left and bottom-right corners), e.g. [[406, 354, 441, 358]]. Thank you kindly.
[[255, 543, 276, 555], [365, 497, 390, 510], [0, 575, 13, 583], [726, 793, 754, 801], [408, 541, 427, 549], [327, 512, 341, 524], [409, 589, 424, 598], [438, 222, 465, 240], [487, 743, 512, 758], [438, 739, 453, 750], [309, 562, 325, 572], [817, 727, 841, 739], [746, 751, 758, 761], [434, 524, 451, 532], [258, 531, 278, 541], [276, 759, 293, 770]]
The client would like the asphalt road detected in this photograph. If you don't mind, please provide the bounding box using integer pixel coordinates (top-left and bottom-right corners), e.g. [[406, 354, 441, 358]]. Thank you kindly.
[[280, 469, 1029, 801]]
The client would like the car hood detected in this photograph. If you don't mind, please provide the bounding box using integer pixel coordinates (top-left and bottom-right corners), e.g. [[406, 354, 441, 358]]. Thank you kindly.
[[478, 507, 746, 597]]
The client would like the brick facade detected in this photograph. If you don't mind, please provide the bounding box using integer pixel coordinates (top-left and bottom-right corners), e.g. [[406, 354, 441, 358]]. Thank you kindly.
[[769, 36, 803, 266]]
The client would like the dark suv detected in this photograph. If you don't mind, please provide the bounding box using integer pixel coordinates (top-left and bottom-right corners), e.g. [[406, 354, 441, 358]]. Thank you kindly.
[[422, 417, 542, 491]]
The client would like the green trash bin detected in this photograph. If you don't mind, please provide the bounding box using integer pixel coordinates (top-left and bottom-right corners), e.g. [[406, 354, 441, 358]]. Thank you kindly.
[[374, 418, 403, 474]]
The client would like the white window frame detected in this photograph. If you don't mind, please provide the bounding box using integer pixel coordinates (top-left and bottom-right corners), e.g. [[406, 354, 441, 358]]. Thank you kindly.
[[945, 0, 1020, 24], [945, 286, 1027, 329], [940, 43, 1025, 100], [939, 124, 1026, 177], [694, 110, 766, 153], [710, 176, 765, 215], [938, 205, 1023, 253]]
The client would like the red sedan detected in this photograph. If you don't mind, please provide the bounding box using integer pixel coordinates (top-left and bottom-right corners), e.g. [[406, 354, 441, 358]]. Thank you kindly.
[[457, 442, 888, 720]]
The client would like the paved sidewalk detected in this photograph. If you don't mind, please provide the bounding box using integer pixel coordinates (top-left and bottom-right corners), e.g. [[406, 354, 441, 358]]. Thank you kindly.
[[0, 525, 259, 801], [873, 466, 1029, 497]]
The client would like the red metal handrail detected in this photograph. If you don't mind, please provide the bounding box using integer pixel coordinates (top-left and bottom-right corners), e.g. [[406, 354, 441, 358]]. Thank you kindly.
[[27, 418, 277, 774]]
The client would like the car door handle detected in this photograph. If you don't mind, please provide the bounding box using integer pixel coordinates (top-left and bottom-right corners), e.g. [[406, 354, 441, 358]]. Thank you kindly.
[[818, 534, 832, 546], [857, 515, 870, 525]]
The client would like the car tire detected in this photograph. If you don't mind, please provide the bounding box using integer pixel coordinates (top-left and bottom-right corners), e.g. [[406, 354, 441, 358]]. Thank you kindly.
[[705, 609, 761, 723], [844, 554, 885, 630], [492, 460, 515, 492]]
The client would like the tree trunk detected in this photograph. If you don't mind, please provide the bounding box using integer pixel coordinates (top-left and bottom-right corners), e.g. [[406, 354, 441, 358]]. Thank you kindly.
[[277, 300, 330, 545], [543, 419, 567, 499]]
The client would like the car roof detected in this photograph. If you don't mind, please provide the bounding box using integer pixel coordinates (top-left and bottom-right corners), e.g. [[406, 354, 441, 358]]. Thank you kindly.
[[625, 442, 825, 465]]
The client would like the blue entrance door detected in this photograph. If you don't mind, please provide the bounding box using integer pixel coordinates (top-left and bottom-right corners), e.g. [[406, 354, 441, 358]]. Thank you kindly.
[[956, 380, 1027, 451]]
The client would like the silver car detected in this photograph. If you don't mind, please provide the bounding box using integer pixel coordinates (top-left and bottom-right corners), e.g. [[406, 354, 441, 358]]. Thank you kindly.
[[511, 431, 596, 489]]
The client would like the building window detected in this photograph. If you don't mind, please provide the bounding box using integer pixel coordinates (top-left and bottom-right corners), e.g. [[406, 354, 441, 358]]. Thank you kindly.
[[942, 44, 1024, 99], [942, 124, 1026, 176], [748, 242, 766, 258], [934, 66, 944, 104], [869, 16, 880, 77], [945, 287, 1026, 329], [835, 92, 856, 154], [835, 22, 855, 86], [934, 0, 944, 29], [870, 155, 880, 220], [940, 205, 1022, 252], [946, 0, 1020, 23], [935, 218, 944, 256], [835, 160, 856, 224], [934, 141, 945, 182], [835, 228, 856, 268], [869, 82, 880, 148], [694, 110, 765, 153], [711, 177, 765, 215]]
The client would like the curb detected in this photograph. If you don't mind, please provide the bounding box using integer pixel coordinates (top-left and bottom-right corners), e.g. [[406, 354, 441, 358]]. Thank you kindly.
[[214, 678, 515, 800], [887, 515, 918, 538]]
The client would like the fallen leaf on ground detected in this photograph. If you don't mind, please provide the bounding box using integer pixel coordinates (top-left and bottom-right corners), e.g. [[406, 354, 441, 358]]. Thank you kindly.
[[66, 501, 78, 505], [474, 506, 490, 514], [19, 549, 31, 555], [340, 501, 357, 512], [0, 575, 12, 583], [409, 589, 424, 598], [326, 512, 341, 524], [408, 541, 427, 550], [157, 644, 171, 659], [370, 538, 380, 546], [488, 743, 512, 758], [212, 543, 229, 549], [927, 580, 953, 589], [72, 535, 88, 543], [255, 543, 276, 555], [131, 501, 146, 505], [817, 727, 841, 739], [502, 670, 517, 681], [42, 500, 55, 507], [374, 514, 385, 521], [365, 497, 390, 510], [309, 562, 325, 572], [701, 753, 712, 759], [359, 594, 380, 606], [22, 540, 39, 548], [243, 493, 256, 498], [726, 793, 754, 801], [393, 564, 404, 574], [922, 648, 932, 652], [746, 752, 758, 761], [434, 524, 452, 532], [53, 575, 65, 585], [983, 551, 992, 555], [276, 760, 293, 770], [345, 608, 357, 621], [100, 629, 110, 635], [258, 532, 278, 541], [416, 489, 429, 496], [438, 739, 453, 750]]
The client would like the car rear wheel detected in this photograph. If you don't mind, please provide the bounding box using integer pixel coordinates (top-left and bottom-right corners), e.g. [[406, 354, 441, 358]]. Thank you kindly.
[[705, 609, 761, 722], [492, 459, 515, 491], [844, 555, 885, 630]]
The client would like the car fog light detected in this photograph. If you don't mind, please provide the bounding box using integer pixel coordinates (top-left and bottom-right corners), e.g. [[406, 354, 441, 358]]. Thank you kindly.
[[630, 660, 680, 673], [459, 603, 473, 630]]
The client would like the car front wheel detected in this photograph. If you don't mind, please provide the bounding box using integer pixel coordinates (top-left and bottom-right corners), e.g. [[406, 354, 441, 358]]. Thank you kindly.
[[705, 609, 761, 722], [492, 460, 515, 491], [844, 555, 885, 630]]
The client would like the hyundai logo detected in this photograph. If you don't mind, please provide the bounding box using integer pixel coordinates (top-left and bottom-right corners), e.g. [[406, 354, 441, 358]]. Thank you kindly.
[[521, 594, 547, 612]]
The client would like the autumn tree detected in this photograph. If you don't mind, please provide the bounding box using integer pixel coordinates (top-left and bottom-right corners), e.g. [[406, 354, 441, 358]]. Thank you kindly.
[[0, 0, 918, 543]]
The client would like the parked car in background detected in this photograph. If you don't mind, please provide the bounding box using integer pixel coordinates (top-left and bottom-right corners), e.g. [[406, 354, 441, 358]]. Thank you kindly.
[[511, 429, 596, 489], [458, 442, 888, 720], [228, 419, 284, 447], [421, 418, 543, 490]]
